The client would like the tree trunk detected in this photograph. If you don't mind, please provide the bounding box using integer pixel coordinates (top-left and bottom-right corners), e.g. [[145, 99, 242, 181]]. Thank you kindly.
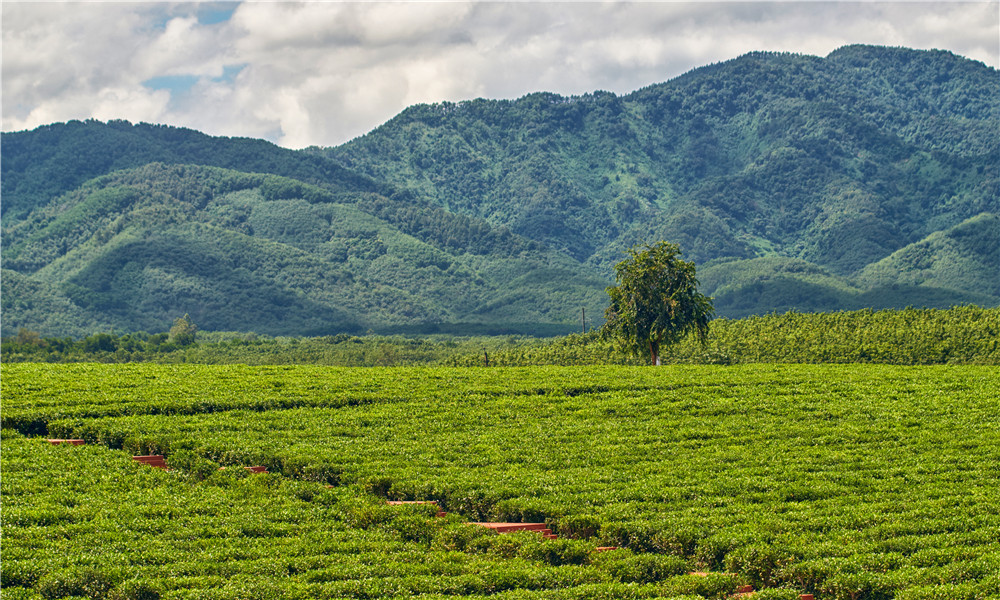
[[649, 341, 660, 366]]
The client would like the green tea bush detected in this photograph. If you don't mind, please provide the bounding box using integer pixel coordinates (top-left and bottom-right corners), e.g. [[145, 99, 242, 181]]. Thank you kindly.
[[1, 561, 43, 588], [723, 544, 793, 587], [489, 497, 561, 524], [280, 455, 343, 485], [594, 551, 690, 583], [749, 590, 803, 600], [5, 364, 999, 598], [894, 583, 984, 600], [167, 449, 221, 480], [0, 589, 46, 600], [820, 570, 892, 600], [386, 513, 438, 545], [36, 566, 118, 600], [656, 573, 740, 599], [110, 580, 162, 600], [694, 531, 756, 571], [433, 523, 496, 552], [557, 514, 602, 539], [517, 538, 592, 566], [599, 522, 670, 553], [340, 497, 397, 529]]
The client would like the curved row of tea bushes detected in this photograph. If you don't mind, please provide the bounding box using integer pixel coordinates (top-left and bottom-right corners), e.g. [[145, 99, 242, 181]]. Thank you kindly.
[[3, 431, 753, 600]]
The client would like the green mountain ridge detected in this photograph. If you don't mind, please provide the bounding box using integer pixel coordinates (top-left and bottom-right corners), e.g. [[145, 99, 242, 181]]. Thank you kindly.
[[2, 163, 604, 337], [2, 45, 997, 337], [328, 46, 997, 275]]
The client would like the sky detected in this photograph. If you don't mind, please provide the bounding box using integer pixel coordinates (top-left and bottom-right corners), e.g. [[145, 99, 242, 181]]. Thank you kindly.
[[3, 1, 998, 149]]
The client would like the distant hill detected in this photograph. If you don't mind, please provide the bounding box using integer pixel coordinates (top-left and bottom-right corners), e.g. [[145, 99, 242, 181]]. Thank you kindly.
[[2, 45, 997, 337], [855, 213, 1000, 299], [1, 161, 603, 337]]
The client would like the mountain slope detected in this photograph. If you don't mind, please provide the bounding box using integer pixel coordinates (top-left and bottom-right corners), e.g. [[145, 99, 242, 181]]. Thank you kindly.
[[327, 45, 998, 275], [2, 162, 606, 337], [856, 213, 1000, 297], [0, 120, 384, 221]]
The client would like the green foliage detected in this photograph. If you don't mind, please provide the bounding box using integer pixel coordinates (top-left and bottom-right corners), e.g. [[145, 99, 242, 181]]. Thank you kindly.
[[856, 213, 1000, 297], [35, 566, 118, 600], [3, 306, 997, 367], [1, 160, 603, 338], [603, 242, 713, 364], [750, 591, 803, 600], [167, 449, 221, 480], [331, 45, 998, 278], [556, 515, 602, 540], [0, 330, 534, 367], [0, 119, 379, 221], [446, 306, 1000, 367], [724, 544, 792, 588], [16, 328, 44, 346], [168, 314, 197, 346], [594, 551, 690, 583], [0, 269, 116, 338], [110, 580, 162, 600]]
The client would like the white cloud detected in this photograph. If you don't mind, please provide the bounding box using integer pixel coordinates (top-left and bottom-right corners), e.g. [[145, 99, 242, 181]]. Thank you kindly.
[[3, 1, 997, 148], [135, 15, 233, 79]]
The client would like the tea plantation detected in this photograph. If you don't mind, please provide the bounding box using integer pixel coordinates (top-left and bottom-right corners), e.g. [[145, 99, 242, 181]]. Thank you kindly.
[[2, 364, 998, 599]]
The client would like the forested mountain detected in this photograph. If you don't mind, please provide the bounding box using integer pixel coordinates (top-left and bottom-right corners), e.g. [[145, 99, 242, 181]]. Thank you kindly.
[[328, 45, 997, 275], [3, 45, 998, 338], [2, 160, 603, 337]]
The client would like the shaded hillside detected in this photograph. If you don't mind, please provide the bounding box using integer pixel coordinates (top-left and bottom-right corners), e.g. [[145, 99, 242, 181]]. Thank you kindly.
[[0, 269, 115, 339], [2, 45, 997, 338], [856, 213, 1000, 297]]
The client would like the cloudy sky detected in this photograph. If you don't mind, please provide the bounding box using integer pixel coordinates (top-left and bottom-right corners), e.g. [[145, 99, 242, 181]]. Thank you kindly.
[[3, 1, 998, 149]]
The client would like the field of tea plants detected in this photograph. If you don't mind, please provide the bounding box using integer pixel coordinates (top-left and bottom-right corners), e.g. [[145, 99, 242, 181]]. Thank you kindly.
[[3, 364, 999, 600]]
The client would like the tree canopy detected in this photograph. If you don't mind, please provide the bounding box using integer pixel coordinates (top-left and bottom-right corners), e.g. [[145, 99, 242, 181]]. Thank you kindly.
[[602, 242, 714, 365], [169, 314, 198, 346]]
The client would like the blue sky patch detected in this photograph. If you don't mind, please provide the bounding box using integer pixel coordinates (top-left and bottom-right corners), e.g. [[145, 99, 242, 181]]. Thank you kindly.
[[216, 64, 247, 85], [197, 2, 239, 26], [143, 74, 199, 95], [143, 65, 245, 96]]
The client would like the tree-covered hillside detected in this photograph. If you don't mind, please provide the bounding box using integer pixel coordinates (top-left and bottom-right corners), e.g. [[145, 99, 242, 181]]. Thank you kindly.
[[2, 161, 605, 337], [327, 46, 999, 297], [2, 45, 997, 338], [1, 119, 381, 221]]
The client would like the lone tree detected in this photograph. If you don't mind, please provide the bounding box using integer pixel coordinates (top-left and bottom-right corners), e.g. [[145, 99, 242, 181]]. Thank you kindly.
[[169, 314, 197, 346], [602, 242, 713, 365]]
